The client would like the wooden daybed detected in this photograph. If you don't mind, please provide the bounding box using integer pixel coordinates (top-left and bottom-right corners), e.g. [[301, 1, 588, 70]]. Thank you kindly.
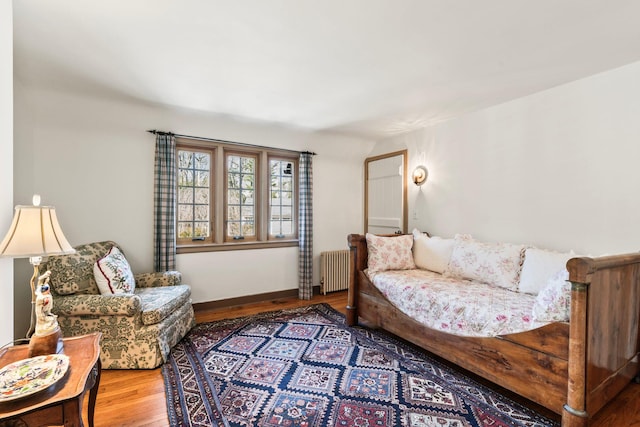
[[346, 233, 640, 427]]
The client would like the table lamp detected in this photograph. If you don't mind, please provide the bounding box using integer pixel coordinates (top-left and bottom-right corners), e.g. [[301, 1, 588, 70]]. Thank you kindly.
[[0, 195, 75, 356]]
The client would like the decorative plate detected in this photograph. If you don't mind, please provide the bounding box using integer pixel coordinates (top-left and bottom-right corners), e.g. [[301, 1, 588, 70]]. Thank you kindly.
[[0, 354, 70, 402]]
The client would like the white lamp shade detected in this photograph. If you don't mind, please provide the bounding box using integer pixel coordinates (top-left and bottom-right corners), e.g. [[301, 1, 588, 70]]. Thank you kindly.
[[0, 205, 75, 258]]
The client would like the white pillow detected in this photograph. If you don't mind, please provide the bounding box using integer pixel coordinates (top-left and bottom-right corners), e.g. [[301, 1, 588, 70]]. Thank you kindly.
[[93, 246, 136, 295], [532, 269, 571, 322], [365, 233, 415, 273], [444, 234, 525, 291], [412, 229, 454, 274], [519, 248, 575, 295]]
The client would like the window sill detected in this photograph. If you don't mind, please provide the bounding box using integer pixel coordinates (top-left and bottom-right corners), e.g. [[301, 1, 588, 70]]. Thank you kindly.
[[177, 239, 299, 254]]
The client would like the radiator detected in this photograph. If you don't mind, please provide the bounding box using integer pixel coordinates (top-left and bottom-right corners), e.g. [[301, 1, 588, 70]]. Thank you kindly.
[[320, 250, 350, 294]]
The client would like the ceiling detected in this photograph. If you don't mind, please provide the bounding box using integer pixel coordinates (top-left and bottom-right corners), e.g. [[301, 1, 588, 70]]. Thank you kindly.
[[12, 1, 640, 140]]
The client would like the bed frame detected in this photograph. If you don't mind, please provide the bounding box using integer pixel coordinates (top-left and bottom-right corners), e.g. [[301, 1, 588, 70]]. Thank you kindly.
[[346, 234, 640, 427]]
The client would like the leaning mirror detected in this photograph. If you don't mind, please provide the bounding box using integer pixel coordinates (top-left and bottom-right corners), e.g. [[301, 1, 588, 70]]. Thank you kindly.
[[364, 150, 408, 234]]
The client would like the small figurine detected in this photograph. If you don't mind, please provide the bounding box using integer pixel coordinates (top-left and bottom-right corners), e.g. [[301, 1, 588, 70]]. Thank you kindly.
[[34, 270, 59, 336]]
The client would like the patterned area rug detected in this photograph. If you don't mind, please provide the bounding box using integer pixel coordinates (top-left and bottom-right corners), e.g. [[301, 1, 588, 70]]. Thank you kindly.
[[163, 304, 558, 427]]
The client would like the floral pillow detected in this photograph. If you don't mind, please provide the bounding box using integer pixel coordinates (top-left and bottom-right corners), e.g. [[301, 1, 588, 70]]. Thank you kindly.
[[444, 234, 525, 291], [532, 269, 571, 322], [93, 246, 136, 295], [366, 233, 415, 273]]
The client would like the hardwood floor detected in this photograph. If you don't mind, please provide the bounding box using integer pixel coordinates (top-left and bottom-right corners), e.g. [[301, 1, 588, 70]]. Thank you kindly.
[[91, 291, 640, 426]]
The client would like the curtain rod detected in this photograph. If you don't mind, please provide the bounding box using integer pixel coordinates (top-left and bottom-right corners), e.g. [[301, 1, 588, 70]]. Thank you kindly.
[[147, 130, 316, 156]]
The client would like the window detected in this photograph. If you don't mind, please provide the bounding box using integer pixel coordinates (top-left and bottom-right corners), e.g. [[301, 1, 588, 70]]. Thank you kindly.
[[176, 138, 298, 253], [226, 153, 257, 242], [269, 158, 295, 239], [177, 147, 214, 245]]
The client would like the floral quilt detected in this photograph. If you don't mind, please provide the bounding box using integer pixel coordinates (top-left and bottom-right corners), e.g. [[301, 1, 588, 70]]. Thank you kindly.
[[368, 269, 550, 337]]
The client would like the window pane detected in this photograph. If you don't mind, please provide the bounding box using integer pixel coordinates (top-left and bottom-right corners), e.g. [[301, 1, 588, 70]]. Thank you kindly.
[[177, 148, 212, 241], [194, 205, 209, 221], [178, 204, 193, 221], [242, 157, 255, 173], [269, 159, 295, 237], [228, 173, 240, 189], [282, 206, 292, 219], [271, 161, 280, 175], [228, 221, 240, 236], [282, 177, 292, 191], [242, 222, 255, 236], [179, 187, 194, 204], [228, 156, 240, 172], [241, 174, 254, 190], [228, 206, 240, 221], [178, 222, 193, 239], [193, 222, 209, 238], [225, 153, 257, 241], [196, 170, 209, 187], [228, 189, 240, 204], [178, 151, 193, 169], [179, 170, 193, 187], [242, 190, 254, 204], [194, 188, 209, 204], [242, 206, 254, 222], [194, 153, 209, 169], [271, 221, 281, 235]]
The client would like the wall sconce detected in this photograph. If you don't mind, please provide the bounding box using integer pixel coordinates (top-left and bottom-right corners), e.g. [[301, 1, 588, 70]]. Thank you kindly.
[[412, 166, 428, 186]]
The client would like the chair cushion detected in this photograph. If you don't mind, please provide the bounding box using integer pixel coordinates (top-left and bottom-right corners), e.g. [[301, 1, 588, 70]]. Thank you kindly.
[[47, 241, 116, 295], [136, 284, 192, 326]]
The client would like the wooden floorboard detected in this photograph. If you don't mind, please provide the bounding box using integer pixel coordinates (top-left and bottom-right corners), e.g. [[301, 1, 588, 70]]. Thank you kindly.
[[91, 291, 639, 426]]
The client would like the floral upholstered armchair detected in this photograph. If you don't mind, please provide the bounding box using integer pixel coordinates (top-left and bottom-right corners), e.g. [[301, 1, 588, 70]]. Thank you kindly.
[[43, 241, 195, 369]]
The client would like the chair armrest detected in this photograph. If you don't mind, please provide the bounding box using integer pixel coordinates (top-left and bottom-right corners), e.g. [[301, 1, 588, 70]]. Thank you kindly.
[[53, 293, 142, 316], [135, 271, 182, 288]]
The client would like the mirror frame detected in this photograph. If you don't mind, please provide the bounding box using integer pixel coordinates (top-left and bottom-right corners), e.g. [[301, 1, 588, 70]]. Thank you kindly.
[[364, 149, 408, 235]]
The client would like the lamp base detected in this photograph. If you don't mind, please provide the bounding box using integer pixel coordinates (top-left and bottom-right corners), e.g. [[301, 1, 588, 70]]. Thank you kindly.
[[28, 326, 64, 357]]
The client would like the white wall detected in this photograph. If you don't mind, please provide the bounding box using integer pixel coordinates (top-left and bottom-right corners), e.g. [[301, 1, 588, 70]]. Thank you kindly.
[[0, 0, 14, 344], [13, 86, 373, 316], [375, 60, 640, 256]]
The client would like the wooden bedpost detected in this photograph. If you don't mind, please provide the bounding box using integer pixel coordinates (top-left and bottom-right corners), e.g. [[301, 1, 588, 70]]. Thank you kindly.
[[563, 253, 640, 427], [346, 234, 366, 326], [562, 280, 589, 427]]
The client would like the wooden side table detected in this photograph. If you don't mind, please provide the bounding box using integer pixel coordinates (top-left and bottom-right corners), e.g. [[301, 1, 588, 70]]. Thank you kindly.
[[0, 332, 101, 427]]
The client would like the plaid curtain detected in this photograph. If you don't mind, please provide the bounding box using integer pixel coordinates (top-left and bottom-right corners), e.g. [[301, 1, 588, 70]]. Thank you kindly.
[[154, 133, 177, 272], [298, 152, 314, 299]]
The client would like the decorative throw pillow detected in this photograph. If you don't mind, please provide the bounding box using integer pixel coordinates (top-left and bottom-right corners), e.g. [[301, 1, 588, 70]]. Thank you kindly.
[[366, 233, 415, 273], [93, 246, 136, 295], [519, 248, 575, 295], [412, 229, 454, 274], [444, 234, 525, 291], [532, 269, 571, 322]]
